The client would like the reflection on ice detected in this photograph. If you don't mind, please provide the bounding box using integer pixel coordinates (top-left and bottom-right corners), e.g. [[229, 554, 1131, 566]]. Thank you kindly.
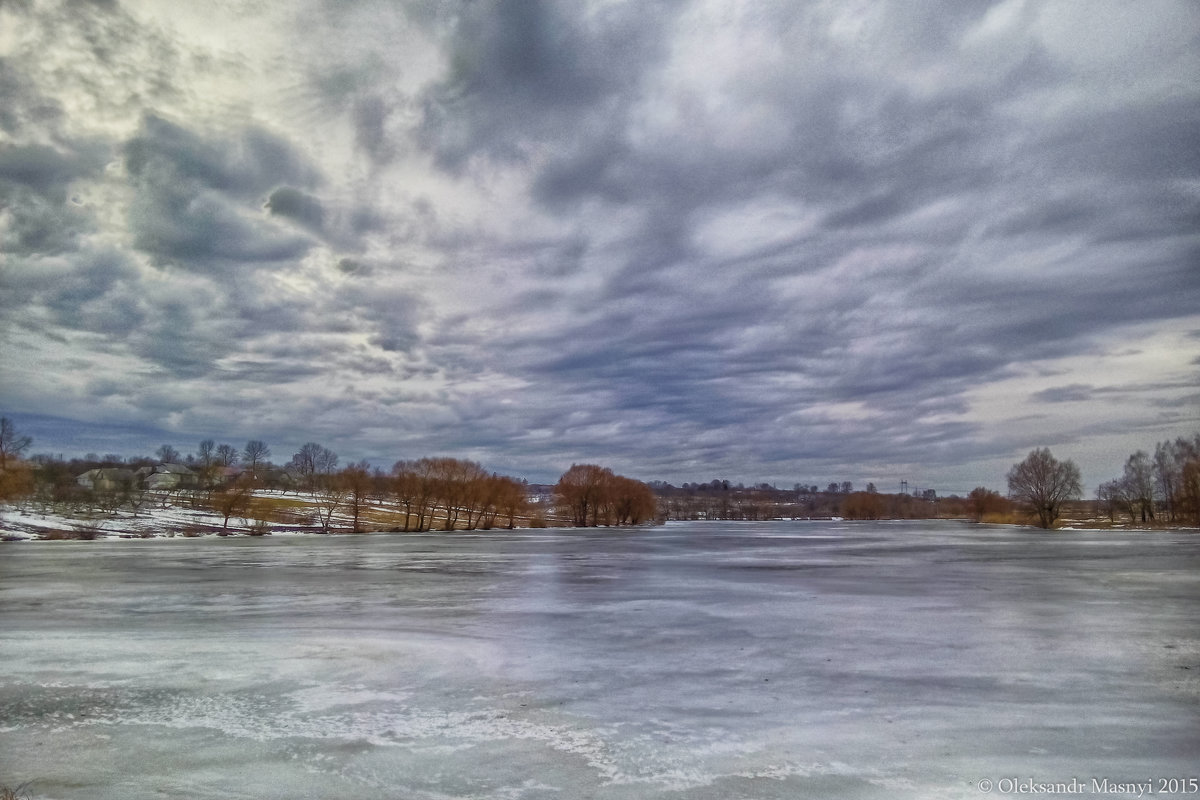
[[1, 521, 1198, 799]]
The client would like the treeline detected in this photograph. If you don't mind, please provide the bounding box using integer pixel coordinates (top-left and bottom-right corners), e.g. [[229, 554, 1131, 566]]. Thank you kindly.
[[391, 457, 527, 531], [5, 415, 1198, 532], [995, 434, 1200, 529], [555, 464, 658, 526], [0, 419, 658, 532], [652, 481, 947, 521], [1095, 434, 1200, 525]]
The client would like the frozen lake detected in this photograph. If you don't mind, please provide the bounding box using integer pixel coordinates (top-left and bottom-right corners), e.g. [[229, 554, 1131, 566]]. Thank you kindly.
[[2, 521, 1198, 799]]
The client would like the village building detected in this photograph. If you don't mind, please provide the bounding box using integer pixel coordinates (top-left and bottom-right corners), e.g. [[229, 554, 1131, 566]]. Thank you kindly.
[[76, 468, 137, 492], [135, 463, 199, 490]]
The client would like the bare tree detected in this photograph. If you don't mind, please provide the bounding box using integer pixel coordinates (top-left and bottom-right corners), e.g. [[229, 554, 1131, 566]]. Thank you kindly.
[[498, 477, 528, 529], [194, 439, 219, 489], [93, 473, 135, 517], [966, 487, 1008, 522], [556, 464, 614, 526], [210, 473, 256, 531], [610, 475, 657, 525], [1122, 450, 1156, 523], [1096, 481, 1120, 523], [555, 464, 653, 527], [1152, 436, 1200, 522], [424, 457, 488, 530], [1006, 448, 1082, 529], [243, 440, 271, 473], [215, 443, 240, 467], [1183, 458, 1200, 527], [315, 474, 349, 533], [0, 417, 33, 472], [468, 473, 526, 530], [290, 442, 338, 492], [340, 461, 373, 532], [393, 459, 436, 531], [156, 444, 181, 464]]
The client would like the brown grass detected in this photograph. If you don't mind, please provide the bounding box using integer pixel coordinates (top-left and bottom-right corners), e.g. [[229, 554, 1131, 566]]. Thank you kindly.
[[358, 506, 414, 530], [980, 511, 1026, 525], [1, 783, 32, 800], [246, 496, 318, 526]]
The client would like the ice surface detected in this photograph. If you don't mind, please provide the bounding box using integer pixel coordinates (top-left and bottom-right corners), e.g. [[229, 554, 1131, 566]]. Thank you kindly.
[[1, 521, 1198, 799]]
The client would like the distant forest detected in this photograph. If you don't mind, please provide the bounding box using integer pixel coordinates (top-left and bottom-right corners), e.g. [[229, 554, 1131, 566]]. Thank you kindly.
[[0, 417, 1197, 534]]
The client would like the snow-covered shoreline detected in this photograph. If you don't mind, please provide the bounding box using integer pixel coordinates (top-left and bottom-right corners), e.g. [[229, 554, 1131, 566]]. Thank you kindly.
[[0, 494, 336, 540], [3, 505, 1189, 542]]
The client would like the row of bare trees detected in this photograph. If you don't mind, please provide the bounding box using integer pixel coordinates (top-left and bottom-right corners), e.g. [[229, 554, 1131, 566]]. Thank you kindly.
[[210, 453, 531, 533], [1096, 435, 1200, 525], [554, 464, 658, 527], [390, 457, 528, 531], [839, 490, 946, 520], [1000, 436, 1200, 529]]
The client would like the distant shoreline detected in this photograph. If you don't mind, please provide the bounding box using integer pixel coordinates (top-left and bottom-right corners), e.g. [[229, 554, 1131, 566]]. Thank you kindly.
[[3, 514, 1193, 542]]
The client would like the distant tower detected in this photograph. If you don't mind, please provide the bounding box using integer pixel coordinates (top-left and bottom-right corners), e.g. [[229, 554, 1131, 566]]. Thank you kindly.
[[900, 480, 908, 495]]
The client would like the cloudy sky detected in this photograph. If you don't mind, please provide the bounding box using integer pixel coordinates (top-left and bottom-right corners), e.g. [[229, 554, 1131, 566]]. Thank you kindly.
[[1, 0, 1198, 491]]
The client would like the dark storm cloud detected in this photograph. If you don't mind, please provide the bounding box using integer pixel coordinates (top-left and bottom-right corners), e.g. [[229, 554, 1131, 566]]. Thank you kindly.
[[335, 257, 371, 276], [124, 114, 320, 199], [123, 115, 322, 266], [0, 143, 102, 197], [42, 249, 138, 310], [1, 247, 141, 334], [121, 118, 372, 256], [1044, 101, 1200, 182], [338, 281, 423, 355], [1032, 384, 1095, 404], [127, 307, 222, 378], [0, 183, 89, 254], [0, 137, 107, 253], [419, 0, 678, 169], [1031, 379, 1200, 408], [265, 186, 326, 231], [524, 23, 1038, 220], [127, 185, 312, 264]]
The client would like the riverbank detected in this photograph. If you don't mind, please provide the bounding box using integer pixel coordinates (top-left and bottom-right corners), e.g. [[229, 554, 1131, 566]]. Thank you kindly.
[[3, 503, 1194, 542]]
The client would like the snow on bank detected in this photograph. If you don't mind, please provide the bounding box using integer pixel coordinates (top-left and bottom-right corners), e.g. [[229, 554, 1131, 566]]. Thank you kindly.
[[0, 493, 327, 540], [0, 505, 242, 540]]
